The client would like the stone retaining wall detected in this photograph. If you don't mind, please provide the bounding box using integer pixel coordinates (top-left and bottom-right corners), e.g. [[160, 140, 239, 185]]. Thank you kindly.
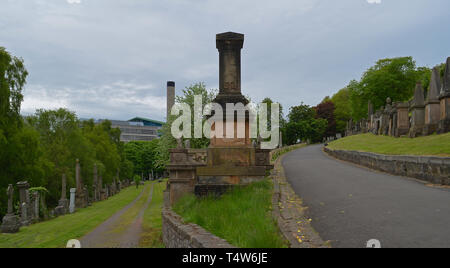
[[162, 208, 234, 248], [324, 147, 450, 185]]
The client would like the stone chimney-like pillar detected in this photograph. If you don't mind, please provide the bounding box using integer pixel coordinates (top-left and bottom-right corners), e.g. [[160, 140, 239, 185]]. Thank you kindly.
[[217, 32, 244, 95], [167, 81, 175, 121]]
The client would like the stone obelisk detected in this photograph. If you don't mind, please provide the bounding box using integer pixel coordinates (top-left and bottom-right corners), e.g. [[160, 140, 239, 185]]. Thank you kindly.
[[75, 159, 86, 208], [438, 57, 450, 133]]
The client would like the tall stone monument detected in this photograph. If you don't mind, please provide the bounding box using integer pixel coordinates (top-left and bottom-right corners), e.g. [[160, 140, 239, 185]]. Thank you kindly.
[[424, 67, 441, 135], [167, 32, 272, 206], [93, 164, 98, 202], [368, 100, 374, 131], [55, 174, 69, 216], [409, 82, 425, 138], [75, 159, 86, 208], [1, 185, 21, 233], [196, 32, 271, 193], [438, 57, 450, 134]]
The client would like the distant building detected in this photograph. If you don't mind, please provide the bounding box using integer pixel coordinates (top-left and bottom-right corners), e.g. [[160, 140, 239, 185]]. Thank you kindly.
[[97, 117, 165, 142]]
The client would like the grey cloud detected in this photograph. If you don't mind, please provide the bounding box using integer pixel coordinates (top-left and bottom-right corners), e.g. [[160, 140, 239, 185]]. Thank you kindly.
[[1, 0, 449, 120]]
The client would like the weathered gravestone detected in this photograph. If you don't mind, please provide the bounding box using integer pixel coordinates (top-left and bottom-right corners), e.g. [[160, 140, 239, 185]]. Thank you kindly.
[[395, 102, 410, 137], [409, 82, 426, 137], [424, 67, 441, 135], [1, 185, 21, 233], [438, 57, 450, 133], [16, 181, 33, 224]]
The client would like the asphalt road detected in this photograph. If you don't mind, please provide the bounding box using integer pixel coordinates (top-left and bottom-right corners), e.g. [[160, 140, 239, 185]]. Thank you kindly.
[[282, 144, 450, 248]]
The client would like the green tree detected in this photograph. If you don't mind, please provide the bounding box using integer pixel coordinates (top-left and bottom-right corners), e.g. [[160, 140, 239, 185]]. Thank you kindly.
[[175, 82, 217, 149], [284, 103, 327, 145], [331, 88, 352, 135], [155, 82, 217, 170], [0, 47, 44, 218], [27, 108, 95, 206], [349, 57, 422, 120]]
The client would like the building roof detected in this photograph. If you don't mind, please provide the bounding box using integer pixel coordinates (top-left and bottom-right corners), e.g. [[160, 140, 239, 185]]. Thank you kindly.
[[128, 117, 165, 126]]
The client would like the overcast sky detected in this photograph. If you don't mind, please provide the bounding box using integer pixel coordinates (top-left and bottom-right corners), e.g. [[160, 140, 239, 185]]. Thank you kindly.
[[1, 0, 449, 121]]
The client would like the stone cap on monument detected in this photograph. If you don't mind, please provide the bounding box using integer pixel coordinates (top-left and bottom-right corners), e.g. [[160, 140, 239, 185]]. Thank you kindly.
[[427, 67, 441, 103], [213, 31, 249, 116], [440, 57, 450, 99], [410, 82, 425, 108]]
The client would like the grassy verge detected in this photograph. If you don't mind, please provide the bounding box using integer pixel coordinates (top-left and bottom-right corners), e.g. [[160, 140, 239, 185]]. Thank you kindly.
[[0, 184, 144, 248], [139, 180, 166, 248], [271, 143, 307, 162], [328, 133, 450, 157], [173, 179, 288, 248], [110, 183, 153, 234]]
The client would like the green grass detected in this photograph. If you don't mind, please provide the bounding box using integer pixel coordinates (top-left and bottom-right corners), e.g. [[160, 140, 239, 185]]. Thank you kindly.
[[110, 183, 153, 234], [0, 184, 145, 248], [328, 133, 450, 157], [173, 179, 288, 248], [271, 143, 307, 162], [139, 180, 166, 248]]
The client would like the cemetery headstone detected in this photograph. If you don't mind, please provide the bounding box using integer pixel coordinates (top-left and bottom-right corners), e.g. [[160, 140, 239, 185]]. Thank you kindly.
[[1, 185, 21, 233]]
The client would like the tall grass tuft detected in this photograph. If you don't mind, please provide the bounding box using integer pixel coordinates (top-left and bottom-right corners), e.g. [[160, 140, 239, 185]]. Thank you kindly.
[[173, 179, 288, 248]]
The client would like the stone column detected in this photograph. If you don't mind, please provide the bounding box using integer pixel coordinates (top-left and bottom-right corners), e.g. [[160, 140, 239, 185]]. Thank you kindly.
[[75, 159, 86, 208], [210, 32, 250, 148], [16, 181, 30, 207], [93, 164, 98, 202], [424, 67, 441, 135], [167, 81, 175, 120], [69, 188, 76, 214], [438, 57, 450, 134], [409, 82, 425, 137], [99, 174, 104, 201], [217, 32, 244, 95], [21, 203, 29, 226], [33, 191, 40, 222], [75, 159, 82, 192], [55, 174, 69, 216], [368, 100, 374, 131]]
